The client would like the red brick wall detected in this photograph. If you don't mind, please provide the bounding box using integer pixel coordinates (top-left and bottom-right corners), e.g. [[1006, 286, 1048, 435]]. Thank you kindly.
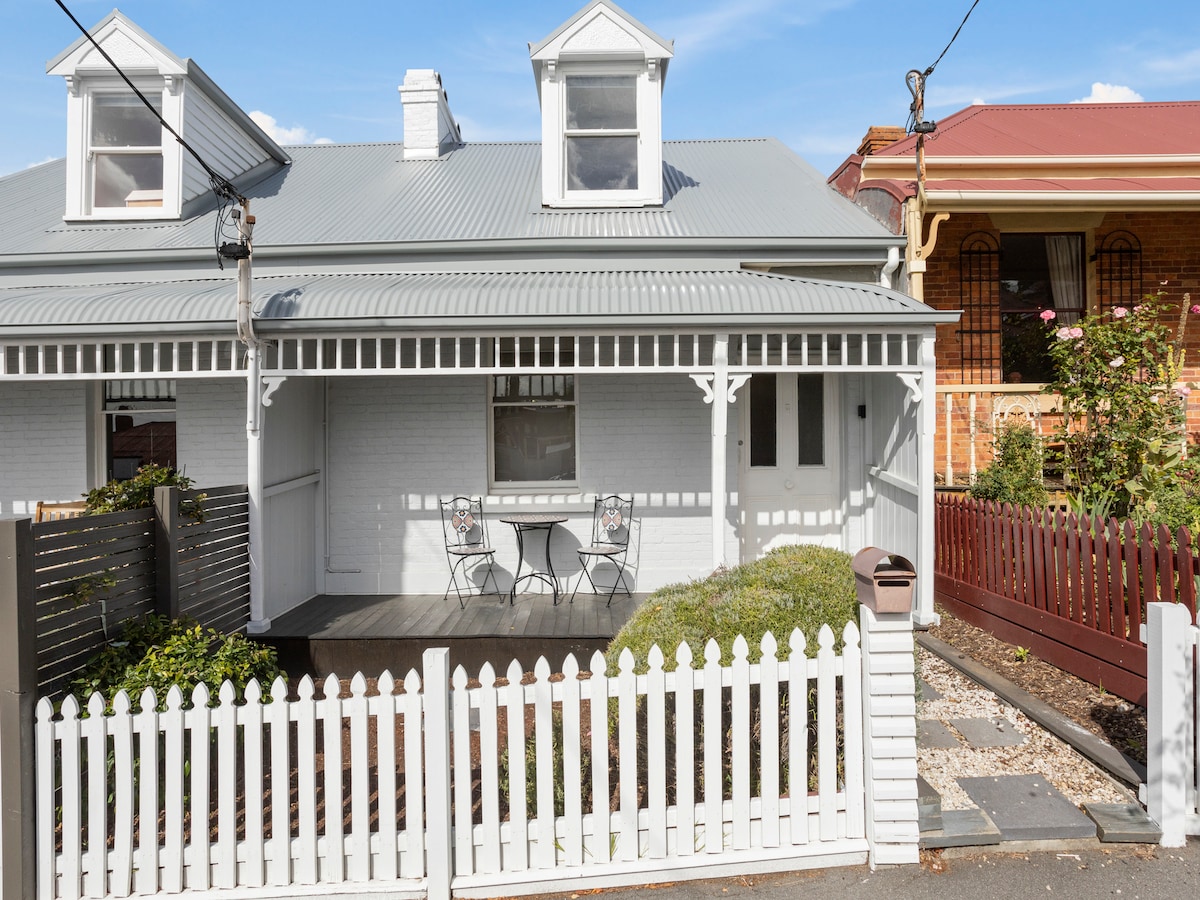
[[922, 210, 1200, 483]]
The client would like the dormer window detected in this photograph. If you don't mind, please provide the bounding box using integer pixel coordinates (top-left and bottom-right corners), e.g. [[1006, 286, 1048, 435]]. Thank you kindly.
[[530, 0, 673, 208], [565, 73, 639, 192], [49, 10, 289, 222], [89, 92, 164, 210]]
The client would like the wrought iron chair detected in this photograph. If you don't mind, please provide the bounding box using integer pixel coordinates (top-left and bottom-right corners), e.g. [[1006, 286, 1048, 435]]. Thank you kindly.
[[440, 496, 502, 608], [570, 494, 634, 606]]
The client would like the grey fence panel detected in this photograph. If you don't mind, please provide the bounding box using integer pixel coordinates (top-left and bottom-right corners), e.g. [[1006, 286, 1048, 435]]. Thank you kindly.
[[171, 485, 251, 632], [31, 508, 157, 697]]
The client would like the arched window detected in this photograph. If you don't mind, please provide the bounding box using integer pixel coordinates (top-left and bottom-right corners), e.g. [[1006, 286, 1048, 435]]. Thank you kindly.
[[1095, 230, 1143, 314]]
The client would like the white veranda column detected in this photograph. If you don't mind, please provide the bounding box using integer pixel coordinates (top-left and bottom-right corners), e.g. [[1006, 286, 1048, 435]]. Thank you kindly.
[[245, 347, 267, 632], [690, 335, 749, 573], [916, 334, 938, 627]]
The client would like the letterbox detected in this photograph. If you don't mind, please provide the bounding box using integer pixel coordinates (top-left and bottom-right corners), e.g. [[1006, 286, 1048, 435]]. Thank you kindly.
[[851, 547, 916, 614]]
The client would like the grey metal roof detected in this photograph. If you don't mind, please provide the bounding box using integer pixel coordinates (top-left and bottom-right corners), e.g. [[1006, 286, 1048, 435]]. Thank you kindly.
[[0, 139, 899, 258], [0, 269, 956, 337]]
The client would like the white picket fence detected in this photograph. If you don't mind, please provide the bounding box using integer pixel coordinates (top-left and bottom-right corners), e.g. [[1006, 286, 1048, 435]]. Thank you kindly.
[[1144, 601, 1200, 846], [34, 611, 917, 899]]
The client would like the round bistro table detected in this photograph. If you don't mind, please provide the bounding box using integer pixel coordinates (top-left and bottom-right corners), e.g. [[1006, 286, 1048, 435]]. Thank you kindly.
[[499, 513, 569, 605]]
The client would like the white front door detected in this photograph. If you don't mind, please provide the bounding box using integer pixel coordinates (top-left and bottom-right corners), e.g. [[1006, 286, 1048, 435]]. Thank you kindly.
[[740, 372, 842, 559]]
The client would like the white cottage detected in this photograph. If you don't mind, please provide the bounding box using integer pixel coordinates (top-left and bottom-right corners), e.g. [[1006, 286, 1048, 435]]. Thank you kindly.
[[0, 1, 957, 629]]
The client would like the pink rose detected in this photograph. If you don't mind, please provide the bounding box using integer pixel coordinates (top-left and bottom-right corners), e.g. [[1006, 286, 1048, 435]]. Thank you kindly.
[[1055, 327, 1073, 340], [1040, 309, 1056, 321], [1190, 305, 1200, 315], [1070, 327, 1084, 338], [1176, 385, 1192, 397], [1112, 307, 1128, 318]]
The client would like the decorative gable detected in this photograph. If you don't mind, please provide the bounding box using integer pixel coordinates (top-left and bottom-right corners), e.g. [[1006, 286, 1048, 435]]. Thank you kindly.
[[47, 11, 286, 221], [530, 0, 673, 208]]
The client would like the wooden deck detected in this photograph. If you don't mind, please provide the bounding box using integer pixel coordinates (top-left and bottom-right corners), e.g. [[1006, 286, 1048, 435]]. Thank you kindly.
[[252, 591, 647, 677]]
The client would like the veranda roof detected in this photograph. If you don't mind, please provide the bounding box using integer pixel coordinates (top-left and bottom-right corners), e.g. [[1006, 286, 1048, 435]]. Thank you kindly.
[[0, 269, 956, 338]]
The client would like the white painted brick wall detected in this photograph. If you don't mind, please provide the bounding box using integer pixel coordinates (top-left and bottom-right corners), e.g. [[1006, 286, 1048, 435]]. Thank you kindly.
[[176, 379, 247, 488], [0, 382, 88, 517], [324, 374, 724, 595]]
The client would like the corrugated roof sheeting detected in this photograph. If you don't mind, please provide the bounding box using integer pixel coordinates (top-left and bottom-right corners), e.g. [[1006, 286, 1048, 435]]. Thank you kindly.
[[0, 139, 895, 256], [877, 102, 1200, 159], [0, 269, 948, 333]]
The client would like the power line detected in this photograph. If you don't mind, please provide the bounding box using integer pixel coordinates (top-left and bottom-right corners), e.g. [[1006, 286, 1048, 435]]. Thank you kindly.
[[923, 0, 982, 78], [52, 0, 246, 207]]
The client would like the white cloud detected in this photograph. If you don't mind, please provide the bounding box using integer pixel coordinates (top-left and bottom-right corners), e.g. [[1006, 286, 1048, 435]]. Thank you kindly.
[[667, 0, 853, 58], [1072, 82, 1144, 103], [249, 111, 333, 145]]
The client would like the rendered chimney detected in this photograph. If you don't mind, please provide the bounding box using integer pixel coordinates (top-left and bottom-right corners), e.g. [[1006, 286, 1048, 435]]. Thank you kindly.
[[398, 69, 462, 159], [857, 125, 907, 156]]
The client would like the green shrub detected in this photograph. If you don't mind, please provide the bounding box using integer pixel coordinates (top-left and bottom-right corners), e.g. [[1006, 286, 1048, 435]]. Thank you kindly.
[[969, 422, 1049, 509], [84, 463, 206, 521], [606, 544, 858, 674], [67, 614, 284, 707]]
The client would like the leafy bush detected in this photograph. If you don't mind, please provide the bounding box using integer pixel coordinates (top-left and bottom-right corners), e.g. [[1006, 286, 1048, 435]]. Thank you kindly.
[[67, 614, 284, 707], [606, 544, 858, 674], [969, 423, 1048, 508], [1044, 295, 1191, 518], [84, 463, 206, 521]]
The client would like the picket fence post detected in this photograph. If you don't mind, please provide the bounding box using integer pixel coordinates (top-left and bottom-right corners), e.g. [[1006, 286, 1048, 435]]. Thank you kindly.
[[1145, 601, 1194, 847], [423, 648, 453, 900], [859, 603, 919, 866]]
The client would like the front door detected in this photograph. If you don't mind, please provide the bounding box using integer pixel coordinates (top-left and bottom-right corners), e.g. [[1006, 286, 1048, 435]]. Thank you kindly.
[[740, 372, 841, 559]]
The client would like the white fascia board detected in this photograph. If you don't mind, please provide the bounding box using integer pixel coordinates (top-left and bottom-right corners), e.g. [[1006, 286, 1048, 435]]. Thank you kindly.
[[924, 190, 1200, 210]]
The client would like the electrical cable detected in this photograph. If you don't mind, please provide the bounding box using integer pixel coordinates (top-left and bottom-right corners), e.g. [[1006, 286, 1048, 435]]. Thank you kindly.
[[53, 0, 246, 208], [923, 0, 982, 78]]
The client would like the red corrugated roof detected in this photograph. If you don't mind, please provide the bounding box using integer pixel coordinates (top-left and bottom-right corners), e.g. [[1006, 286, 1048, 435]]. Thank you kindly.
[[875, 102, 1200, 158]]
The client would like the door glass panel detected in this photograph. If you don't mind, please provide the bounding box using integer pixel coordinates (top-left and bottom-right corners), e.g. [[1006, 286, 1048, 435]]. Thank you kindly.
[[749, 373, 776, 467], [796, 374, 824, 465]]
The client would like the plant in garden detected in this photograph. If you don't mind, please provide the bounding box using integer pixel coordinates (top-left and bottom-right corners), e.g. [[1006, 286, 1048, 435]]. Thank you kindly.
[[606, 543, 858, 673], [84, 463, 207, 521], [969, 422, 1049, 509], [67, 614, 284, 708], [1043, 294, 1192, 520]]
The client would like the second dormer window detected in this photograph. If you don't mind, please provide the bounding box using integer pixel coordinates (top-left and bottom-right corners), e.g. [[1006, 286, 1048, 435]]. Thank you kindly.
[[565, 75, 638, 192], [90, 93, 164, 210]]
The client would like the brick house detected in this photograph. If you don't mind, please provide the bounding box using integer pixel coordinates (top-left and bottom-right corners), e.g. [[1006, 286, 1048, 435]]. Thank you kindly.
[[830, 102, 1200, 484], [0, 1, 956, 627]]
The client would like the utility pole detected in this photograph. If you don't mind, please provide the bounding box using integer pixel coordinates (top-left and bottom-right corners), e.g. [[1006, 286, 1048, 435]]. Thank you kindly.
[[904, 70, 946, 304]]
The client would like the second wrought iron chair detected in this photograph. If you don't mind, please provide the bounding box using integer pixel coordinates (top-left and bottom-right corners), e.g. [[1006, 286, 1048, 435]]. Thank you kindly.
[[570, 494, 634, 606], [440, 496, 503, 608]]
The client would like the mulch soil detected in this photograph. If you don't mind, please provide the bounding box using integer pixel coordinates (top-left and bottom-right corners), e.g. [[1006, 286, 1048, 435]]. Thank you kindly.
[[926, 605, 1148, 766]]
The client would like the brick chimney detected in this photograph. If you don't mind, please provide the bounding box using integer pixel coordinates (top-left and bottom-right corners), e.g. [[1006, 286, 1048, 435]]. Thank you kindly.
[[398, 69, 462, 160], [857, 125, 907, 156]]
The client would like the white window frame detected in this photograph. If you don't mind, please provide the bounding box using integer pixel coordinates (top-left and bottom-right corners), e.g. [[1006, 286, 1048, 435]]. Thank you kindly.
[[487, 374, 580, 493], [64, 77, 183, 220], [540, 60, 664, 208]]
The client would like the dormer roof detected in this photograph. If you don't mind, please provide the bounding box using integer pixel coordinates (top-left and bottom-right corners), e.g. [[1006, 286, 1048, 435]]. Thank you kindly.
[[529, 0, 673, 91]]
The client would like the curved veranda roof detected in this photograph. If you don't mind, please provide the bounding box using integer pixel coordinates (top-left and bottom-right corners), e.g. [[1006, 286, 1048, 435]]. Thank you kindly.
[[0, 269, 956, 338]]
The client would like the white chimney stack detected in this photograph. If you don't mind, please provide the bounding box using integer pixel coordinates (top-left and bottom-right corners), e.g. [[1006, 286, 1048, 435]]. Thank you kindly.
[[398, 69, 462, 160]]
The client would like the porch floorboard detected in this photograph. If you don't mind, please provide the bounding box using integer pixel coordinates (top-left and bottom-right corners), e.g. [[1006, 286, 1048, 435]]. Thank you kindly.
[[252, 591, 647, 678]]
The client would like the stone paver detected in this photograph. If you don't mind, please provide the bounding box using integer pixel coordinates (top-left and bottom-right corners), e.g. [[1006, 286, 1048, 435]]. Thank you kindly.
[[958, 774, 1097, 841], [950, 716, 1026, 748]]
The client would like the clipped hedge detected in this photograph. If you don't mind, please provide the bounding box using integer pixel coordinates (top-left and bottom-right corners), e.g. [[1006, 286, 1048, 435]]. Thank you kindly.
[[606, 544, 858, 673]]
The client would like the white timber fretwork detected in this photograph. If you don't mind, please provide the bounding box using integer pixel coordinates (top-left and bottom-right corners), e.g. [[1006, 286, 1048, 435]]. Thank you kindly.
[[2, 330, 925, 380]]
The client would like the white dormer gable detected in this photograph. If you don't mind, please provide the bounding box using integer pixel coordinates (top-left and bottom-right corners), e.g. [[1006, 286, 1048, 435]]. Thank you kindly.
[[530, 0, 673, 208], [47, 10, 287, 222]]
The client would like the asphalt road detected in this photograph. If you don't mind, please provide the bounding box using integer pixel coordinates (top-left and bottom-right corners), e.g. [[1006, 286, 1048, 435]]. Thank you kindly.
[[536, 841, 1200, 899]]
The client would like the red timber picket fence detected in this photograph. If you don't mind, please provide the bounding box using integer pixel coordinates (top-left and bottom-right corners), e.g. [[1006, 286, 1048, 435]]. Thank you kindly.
[[9, 606, 920, 900], [934, 493, 1200, 705]]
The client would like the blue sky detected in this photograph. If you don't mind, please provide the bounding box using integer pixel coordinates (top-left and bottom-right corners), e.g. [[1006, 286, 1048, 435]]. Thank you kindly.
[[2, 0, 1200, 179]]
